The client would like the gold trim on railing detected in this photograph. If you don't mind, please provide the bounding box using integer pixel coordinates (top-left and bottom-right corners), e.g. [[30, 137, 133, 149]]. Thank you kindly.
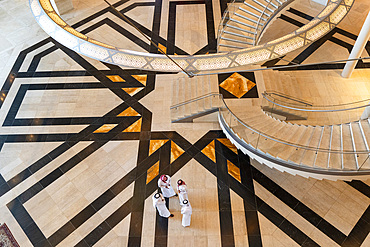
[[29, 0, 354, 72]]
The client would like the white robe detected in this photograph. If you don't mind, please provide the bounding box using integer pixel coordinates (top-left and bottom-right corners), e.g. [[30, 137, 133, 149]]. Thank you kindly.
[[158, 175, 176, 198], [153, 194, 171, 218], [181, 203, 192, 227], [177, 185, 189, 205]]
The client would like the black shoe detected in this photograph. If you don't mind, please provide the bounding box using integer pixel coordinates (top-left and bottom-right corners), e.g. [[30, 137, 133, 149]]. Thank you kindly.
[[169, 214, 174, 218]]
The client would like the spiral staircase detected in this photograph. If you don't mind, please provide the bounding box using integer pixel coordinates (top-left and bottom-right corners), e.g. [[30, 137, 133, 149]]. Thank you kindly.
[[219, 101, 370, 181], [217, 0, 293, 51]]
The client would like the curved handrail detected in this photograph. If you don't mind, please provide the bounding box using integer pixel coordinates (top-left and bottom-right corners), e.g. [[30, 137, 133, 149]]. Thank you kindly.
[[170, 92, 220, 109], [217, 0, 279, 50], [254, 0, 288, 45], [264, 91, 313, 106], [262, 92, 370, 112], [217, 0, 237, 48], [220, 96, 370, 155], [29, 0, 354, 73], [254, 0, 274, 44]]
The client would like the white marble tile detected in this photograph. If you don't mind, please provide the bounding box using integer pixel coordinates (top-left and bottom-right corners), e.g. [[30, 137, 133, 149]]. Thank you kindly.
[[168, 159, 221, 246], [141, 192, 156, 247], [17, 88, 122, 118], [0, 142, 62, 180], [230, 190, 248, 247]]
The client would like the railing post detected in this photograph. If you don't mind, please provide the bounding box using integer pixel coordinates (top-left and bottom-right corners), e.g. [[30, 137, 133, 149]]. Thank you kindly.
[[342, 11, 370, 78]]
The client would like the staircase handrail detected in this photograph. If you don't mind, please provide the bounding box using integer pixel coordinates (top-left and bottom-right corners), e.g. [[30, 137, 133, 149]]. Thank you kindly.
[[30, 0, 353, 72], [170, 93, 221, 109], [219, 96, 370, 158], [217, 0, 237, 48], [253, 0, 275, 45], [254, 0, 295, 45], [264, 90, 313, 106], [262, 92, 370, 112]]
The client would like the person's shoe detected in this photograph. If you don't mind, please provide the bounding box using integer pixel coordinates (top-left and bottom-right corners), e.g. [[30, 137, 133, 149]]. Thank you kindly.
[[169, 214, 174, 218]]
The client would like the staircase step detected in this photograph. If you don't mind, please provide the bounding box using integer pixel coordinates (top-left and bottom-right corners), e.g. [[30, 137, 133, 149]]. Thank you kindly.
[[276, 0, 283, 5], [223, 30, 255, 40], [262, 124, 301, 156], [277, 126, 309, 160], [238, 7, 267, 21], [220, 36, 254, 45], [342, 124, 357, 170], [254, 120, 286, 151], [314, 126, 332, 169], [234, 12, 262, 26], [288, 126, 315, 164], [225, 24, 257, 35], [244, 2, 270, 17], [300, 126, 324, 167], [358, 120, 370, 169], [263, 0, 278, 9], [171, 75, 220, 122], [243, 118, 277, 147], [352, 121, 370, 169], [252, 0, 276, 13], [328, 125, 342, 169], [360, 119, 370, 149], [229, 18, 258, 30]]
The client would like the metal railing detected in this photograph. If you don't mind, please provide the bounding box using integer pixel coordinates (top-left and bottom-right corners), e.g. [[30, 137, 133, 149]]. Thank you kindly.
[[29, 0, 353, 73], [263, 91, 313, 106], [262, 91, 370, 125], [170, 92, 221, 110], [217, 0, 238, 48], [218, 95, 370, 172], [217, 0, 289, 50]]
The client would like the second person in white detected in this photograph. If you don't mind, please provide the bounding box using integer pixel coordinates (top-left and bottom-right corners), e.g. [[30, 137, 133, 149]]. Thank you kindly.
[[158, 174, 177, 198]]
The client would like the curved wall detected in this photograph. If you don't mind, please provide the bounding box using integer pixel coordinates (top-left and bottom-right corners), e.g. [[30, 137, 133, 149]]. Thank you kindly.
[[30, 0, 353, 72]]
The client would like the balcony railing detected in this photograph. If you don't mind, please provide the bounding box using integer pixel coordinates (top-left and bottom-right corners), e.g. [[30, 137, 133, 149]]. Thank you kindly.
[[218, 94, 370, 174], [29, 0, 354, 73]]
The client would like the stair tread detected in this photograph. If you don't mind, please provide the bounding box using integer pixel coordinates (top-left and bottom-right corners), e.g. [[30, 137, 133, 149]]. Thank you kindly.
[[254, 121, 287, 151], [277, 126, 311, 160], [261, 124, 301, 156], [352, 122, 370, 170], [342, 124, 357, 170], [300, 126, 324, 167], [288, 126, 315, 164], [314, 126, 332, 169], [329, 125, 342, 169]]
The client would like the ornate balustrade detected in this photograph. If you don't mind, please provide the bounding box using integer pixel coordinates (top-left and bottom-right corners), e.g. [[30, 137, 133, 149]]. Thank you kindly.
[[30, 0, 353, 73]]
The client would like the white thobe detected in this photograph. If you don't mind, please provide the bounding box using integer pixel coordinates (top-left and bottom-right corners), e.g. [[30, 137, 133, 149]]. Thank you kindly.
[[177, 185, 189, 205], [181, 203, 192, 227], [153, 194, 171, 218], [158, 175, 176, 198]]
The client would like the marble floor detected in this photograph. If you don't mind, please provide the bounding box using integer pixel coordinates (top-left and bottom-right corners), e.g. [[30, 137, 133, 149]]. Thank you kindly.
[[0, 0, 370, 246]]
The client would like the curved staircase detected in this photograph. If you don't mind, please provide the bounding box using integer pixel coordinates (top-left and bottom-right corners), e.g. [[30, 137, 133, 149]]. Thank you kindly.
[[219, 101, 370, 181], [217, 0, 293, 52]]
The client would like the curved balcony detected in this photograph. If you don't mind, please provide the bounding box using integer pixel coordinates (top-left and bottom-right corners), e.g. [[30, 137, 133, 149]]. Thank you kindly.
[[29, 0, 353, 73], [218, 94, 370, 181]]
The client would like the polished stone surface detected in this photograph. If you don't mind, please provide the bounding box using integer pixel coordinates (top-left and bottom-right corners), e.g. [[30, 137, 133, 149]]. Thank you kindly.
[[0, 0, 369, 246]]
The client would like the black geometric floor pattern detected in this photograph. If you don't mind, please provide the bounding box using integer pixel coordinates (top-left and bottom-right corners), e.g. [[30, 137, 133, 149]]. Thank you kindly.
[[0, 1, 369, 246]]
